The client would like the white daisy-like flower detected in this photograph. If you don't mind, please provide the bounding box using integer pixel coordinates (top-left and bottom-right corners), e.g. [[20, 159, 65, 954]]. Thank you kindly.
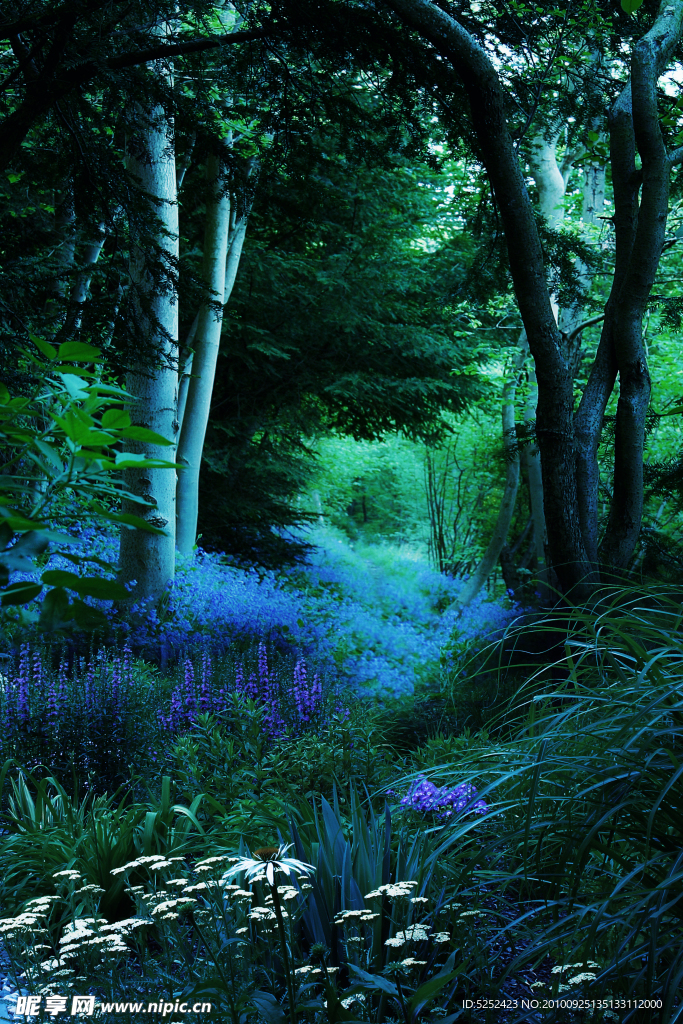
[[196, 856, 230, 867], [224, 845, 314, 888], [401, 958, 427, 967], [385, 937, 405, 948], [410, 897, 428, 904], [432, 932, 450, 943], [53, 870, 83, 880], [567, 973, 597, 985], [235, 928, 249, 935], [184, 883, 207, 893]]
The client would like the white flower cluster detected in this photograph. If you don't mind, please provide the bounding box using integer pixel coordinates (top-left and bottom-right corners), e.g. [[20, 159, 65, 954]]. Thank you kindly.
[[333, 910, 378, 924], [51, 916, 147, 967], [385, 924, 430, 947], [365, 881, 418, 899]]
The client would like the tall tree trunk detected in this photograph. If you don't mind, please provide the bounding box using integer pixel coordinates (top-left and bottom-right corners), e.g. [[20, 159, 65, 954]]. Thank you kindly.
[[118, 51, 179, 603], [456, 352, 524, 607], [524, 361, 547, 586], [58, 221, 107, 340], [385, 0, 595, 595], [386, 0, 683, 591], [175, 152, 256, 555], [176, 152, 232, 555], [599, 11, 682, 567]]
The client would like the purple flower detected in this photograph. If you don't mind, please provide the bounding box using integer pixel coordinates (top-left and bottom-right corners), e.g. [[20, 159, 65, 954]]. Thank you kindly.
[[17, 643, 30, 727], [399, 776, 488, 820]]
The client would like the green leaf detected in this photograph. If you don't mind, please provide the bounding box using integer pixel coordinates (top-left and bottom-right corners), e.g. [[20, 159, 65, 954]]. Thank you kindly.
[[41, 569, 84, 587], [408, 966, 461, 1016], [31, 336, 57, 360], [1, 581, 43, 606], [33, 440, 65, 474], [250, 992, 285, 1024], [41, 569, 127, 600], [113, 452, 177, 469], [97, 512, 167, 535], [101, 408, 132, 429], [70, 600, 108, 628], [55, 373, 90, 400], [57, 341, 101, 362], [621, 0, 643, 12], [38, 587, 71, 630], [347, 965, 398, 997], [119, 425, 174, 446], [0, 383, 9, 403]]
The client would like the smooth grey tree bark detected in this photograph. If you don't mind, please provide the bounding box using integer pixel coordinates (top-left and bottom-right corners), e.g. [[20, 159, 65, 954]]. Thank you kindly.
[[59, 221, 107, 340], [175, 139, 257, 555], [118, 45, 180, 603], [175, 151, 232, 556]]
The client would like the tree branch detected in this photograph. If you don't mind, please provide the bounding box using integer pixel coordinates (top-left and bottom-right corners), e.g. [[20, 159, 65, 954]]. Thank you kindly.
[[565, 313, 605, 345], [104, 26, 272, 71]]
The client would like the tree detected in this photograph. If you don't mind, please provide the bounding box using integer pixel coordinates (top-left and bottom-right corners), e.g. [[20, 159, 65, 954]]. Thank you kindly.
[[376, 0, 683, 593], [192, 138, 485, 562], [117, 28, 180, 603]]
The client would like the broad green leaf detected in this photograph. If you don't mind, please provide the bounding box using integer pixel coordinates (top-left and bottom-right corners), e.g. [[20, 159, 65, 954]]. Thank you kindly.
[[101, 408, 132, 429], [41, 569, 125, 599], [57, 341, 101, 362], [621, 0, 643, 11], [38, 587, 71, 630], [0, 383, 9, 403], [1, 581, 43, 606], [250, 991, 285, 1024], [31, 336, 57, 360], [41, 569, 84, 588], [55, 373, 90, 400], [119, 425, 174, 446], [70, 600, 108, 628], [33, 440, 65, 473], [113, 452, 177, 469], [54, 551, 115, 571], [70, 577, 128, 601], [51, 366, 97, 378], [347, 965, 397, 997], [98, 512, 167, 534]]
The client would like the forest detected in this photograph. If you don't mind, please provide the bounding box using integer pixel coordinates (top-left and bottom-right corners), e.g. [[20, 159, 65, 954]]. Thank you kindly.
[[1, 0, 683, 1021]]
